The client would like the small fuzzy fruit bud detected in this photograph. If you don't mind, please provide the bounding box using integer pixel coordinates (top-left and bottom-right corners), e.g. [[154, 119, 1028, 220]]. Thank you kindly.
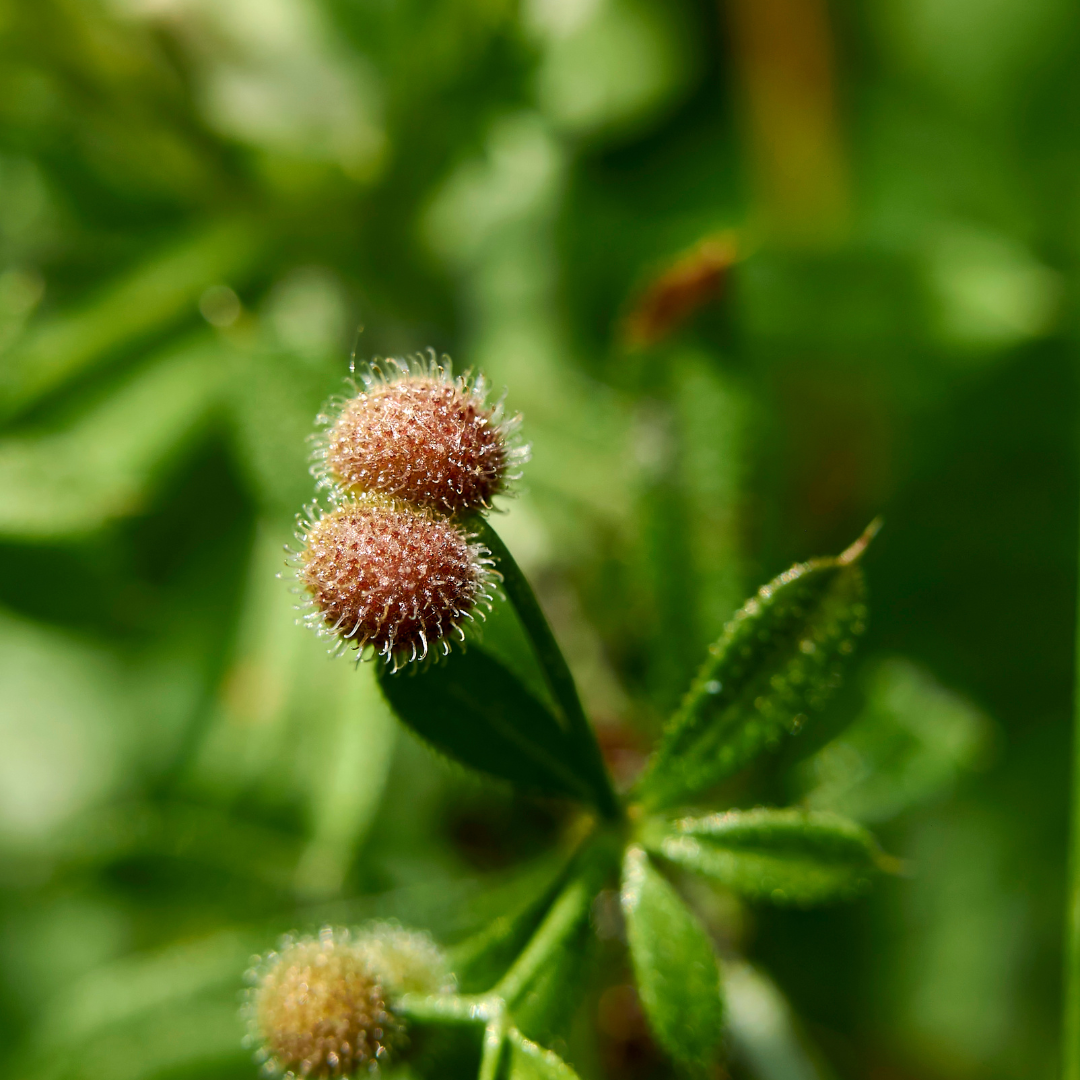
[[248, 929, 402, 1078], [352, 923, 455, 997], [297, 495, 494, 662], [316, 356, 528, 513]]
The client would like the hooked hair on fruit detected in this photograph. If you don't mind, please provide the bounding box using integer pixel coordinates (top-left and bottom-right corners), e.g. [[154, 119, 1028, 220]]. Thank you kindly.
[[244, 927, 403, 1079], [311, 351, 529, 514], [292, 494, 497, 667]]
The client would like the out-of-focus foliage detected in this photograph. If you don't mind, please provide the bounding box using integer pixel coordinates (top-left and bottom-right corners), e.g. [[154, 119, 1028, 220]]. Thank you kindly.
[[0, 0, 1075, 1076], [798, 657, 994, 825]]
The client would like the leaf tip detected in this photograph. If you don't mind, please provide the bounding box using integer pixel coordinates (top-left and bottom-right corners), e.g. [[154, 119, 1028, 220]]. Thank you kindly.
[[838, 516, 883, 566], [875, 850, 908, 876]]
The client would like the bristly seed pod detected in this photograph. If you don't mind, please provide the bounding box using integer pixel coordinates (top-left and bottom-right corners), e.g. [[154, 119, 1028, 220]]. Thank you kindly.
[[296, 495, 495, 665], [313, 353, 528, 513], [246, 928, 403, 1078], [352, 922, 455, 998]]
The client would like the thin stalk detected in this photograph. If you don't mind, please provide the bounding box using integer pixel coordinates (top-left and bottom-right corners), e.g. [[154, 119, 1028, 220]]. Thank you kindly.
[[1067, 533, 1080, 1079], [469, 514, 620, 820], [478, 1019, 507, 1080], [395, 993, 494, 1025], [494, 873, 592, 1005]]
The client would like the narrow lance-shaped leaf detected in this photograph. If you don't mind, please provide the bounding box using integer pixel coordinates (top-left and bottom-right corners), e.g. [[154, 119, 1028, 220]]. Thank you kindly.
[[448, 854, 569, 993], [496, 872, 596, 1043], [0, 216, 263, 420], [377, 646, 604, 806], [643, 808, 881, 906], [620, 846, 724, 1068], [635, 526, 875, 811], [722, 960, 825, 1080], [798, 657, 992, 824], [0, 337, 230, 540], [507, 1027, 582, 1080]]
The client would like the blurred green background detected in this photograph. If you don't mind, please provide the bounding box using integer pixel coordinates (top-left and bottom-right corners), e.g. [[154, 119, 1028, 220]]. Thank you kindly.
[[0, 0, 1076, 1077]]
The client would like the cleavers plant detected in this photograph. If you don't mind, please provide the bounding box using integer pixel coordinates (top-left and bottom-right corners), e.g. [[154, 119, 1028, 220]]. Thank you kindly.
[[253, 355, 888, 1079]]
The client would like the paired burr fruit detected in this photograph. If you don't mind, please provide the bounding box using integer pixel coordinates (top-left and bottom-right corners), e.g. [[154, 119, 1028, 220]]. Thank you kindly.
[[297, 357, 526, 663], [247, 924, 452, 1078]]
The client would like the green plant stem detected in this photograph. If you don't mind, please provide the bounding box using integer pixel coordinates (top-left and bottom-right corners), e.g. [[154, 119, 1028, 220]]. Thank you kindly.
[[1068, 542, 1080, 1079], [469, 514, 621, 820], [395, 993, 494, 1025], [398, 865, 600, 1034], [494, 873, 592, 1005], [478, 1019, 507, 1080]]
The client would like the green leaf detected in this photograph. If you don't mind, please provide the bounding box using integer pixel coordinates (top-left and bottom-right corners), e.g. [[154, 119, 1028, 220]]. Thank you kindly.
[[449, 854, 571, 993], [722, 960, 827, 1080], [19, 931, 255, 1080], [798, 657, 993, 824], [0, 337, 229, 539], [190, 524, 397, 902], [636, 527, 874, 810], [671, 352, 749, 645], [496, 873, 596, 1043], [506, 1027, 582, 1080], [377, 647, 602, 805], [226, 347, 339, 516], [508, 915, 589, 1045], [0, 217, 262, 420], [620, 846, 723, 1067], [643, 808, 880, 906]]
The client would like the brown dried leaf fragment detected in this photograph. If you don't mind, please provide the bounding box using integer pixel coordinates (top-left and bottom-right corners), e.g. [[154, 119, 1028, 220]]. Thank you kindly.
[[621, 232, 739, 350]]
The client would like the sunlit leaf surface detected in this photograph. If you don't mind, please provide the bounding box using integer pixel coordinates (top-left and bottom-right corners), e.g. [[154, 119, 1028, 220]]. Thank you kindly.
[[636, 540, 870, 810], [644, 808, 880, 905], [621, 845, 724, 1067], [507, 1027, 581, 1080]]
